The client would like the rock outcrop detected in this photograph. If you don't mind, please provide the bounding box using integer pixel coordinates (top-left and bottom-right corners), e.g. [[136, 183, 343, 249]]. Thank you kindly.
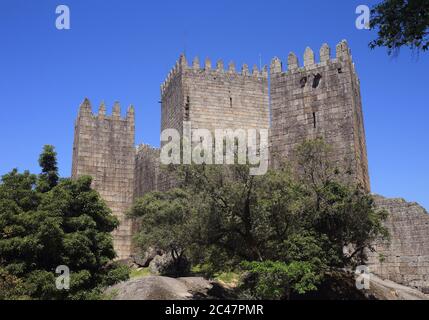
[[105, 276, 226, 300], [105, 273, 428, 300], [367, 273, 428, 300], [132, 247, 161, 268], [148, 253, 190, 277]]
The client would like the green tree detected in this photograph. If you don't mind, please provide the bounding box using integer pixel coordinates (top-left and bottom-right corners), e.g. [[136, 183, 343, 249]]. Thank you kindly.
[[240, 260, 321, 300], [130, 139, 388, 299], [370, 0, 429, 54], [37, 145, 59, 193], [0, 268, 29, 300], [0, 145, 128, 300], [130, 189, 194, 276]]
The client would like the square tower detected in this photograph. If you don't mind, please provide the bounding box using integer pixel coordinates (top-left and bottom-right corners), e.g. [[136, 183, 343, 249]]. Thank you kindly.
[[72, 99, 136, 260], [270, 41, 370, 191], [154, 55, 271, 190], [160, 55, 270, 134]]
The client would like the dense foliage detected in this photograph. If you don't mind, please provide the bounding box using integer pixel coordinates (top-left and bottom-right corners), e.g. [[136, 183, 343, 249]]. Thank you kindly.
[[0, 146, 129, 300], [370, 0, 429, 54], [130, 139, 388, 299]]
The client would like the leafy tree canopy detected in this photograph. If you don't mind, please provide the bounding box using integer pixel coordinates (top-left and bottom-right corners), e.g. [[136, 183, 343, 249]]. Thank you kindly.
[[0, 145, 128, 300], [130, 139, 388, 299], [370, 0, 429, 54]]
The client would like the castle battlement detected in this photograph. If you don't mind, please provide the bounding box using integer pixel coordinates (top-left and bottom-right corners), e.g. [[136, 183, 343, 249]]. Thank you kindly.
[[269, 40, 369, 192], [78, 98, 135, 122], [270, 40, 357, 75], [161, 54, 268, 96], [73, 97, 135, 260]]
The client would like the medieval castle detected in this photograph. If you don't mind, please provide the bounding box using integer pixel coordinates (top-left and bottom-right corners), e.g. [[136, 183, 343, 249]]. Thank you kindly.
[[71, 41, 429, 292]]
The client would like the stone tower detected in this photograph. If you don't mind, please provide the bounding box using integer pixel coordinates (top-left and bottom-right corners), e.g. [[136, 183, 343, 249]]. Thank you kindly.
[[160, 54, 270, 134], [143, 54, 272, 192], [71, 98, 135, 260], [269, 40, 370, 191]]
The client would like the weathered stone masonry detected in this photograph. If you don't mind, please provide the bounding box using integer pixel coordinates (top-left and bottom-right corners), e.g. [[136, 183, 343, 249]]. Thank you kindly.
[[161, 55, 271, 133], [72, 99, 135, 260], [72, 40, 428, 291], [134, 144, 160, 197], [269, 41, 370, 192], [367, 195, 429, 292], [143, 54, 271, 193]]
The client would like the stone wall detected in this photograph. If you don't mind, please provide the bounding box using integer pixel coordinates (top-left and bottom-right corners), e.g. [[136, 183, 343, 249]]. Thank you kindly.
[[178, 56, 270, 132], [367, 195, 429, 292], [71, 99, 135, 260], [134, 144, 160, 198], [161, 59, 185, 135], [269, 40, 370, 191], [161, 54, 270, 134]]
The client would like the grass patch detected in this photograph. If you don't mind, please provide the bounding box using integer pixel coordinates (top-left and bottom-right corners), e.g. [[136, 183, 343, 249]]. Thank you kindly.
[[191, 264, 241, 286], [190, 264, 205, 274], [214, 271, 240, 286], [130, 267, 152, 279]]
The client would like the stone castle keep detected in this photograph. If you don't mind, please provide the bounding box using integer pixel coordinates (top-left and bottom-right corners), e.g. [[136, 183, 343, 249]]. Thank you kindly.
[[72, 41, 429, 292]]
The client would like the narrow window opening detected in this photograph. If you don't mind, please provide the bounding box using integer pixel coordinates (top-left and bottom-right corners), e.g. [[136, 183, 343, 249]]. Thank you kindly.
[[230, 97, 233, 107], [185, 96, 190, 120], [300, 77, 307, 88], [338, 68, 343, 74], [312, 74, 322, 88], [312, 112, 317, 128]]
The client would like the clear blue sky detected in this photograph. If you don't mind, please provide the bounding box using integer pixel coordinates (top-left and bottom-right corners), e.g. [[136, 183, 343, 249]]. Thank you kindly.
[[0, 0, 428, 210]]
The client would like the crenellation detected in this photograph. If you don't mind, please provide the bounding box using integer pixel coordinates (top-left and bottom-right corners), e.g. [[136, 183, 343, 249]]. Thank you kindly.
[[112, 101, 121, 119], [287, 52, 298, 71], [228, 61, 235, 73], [270, 57, 282, 74], [273, 41, 357, 74], [161, 69, 180, 97], [252, 64, 259, 76], [303, 47, 315, 67], [98, 101, 106, 117], [241, 63, 249, 76], [261, 65, 268, 78], [79, 97, 92, 116], [335, 39, 352, 61], [179, 54, 187, 69], [319, 43, 331, 63], [127, 104, 135, 117], [216, 59, 224, 72], [204, 57, 211, 70], [192, 56, 200, 69]]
